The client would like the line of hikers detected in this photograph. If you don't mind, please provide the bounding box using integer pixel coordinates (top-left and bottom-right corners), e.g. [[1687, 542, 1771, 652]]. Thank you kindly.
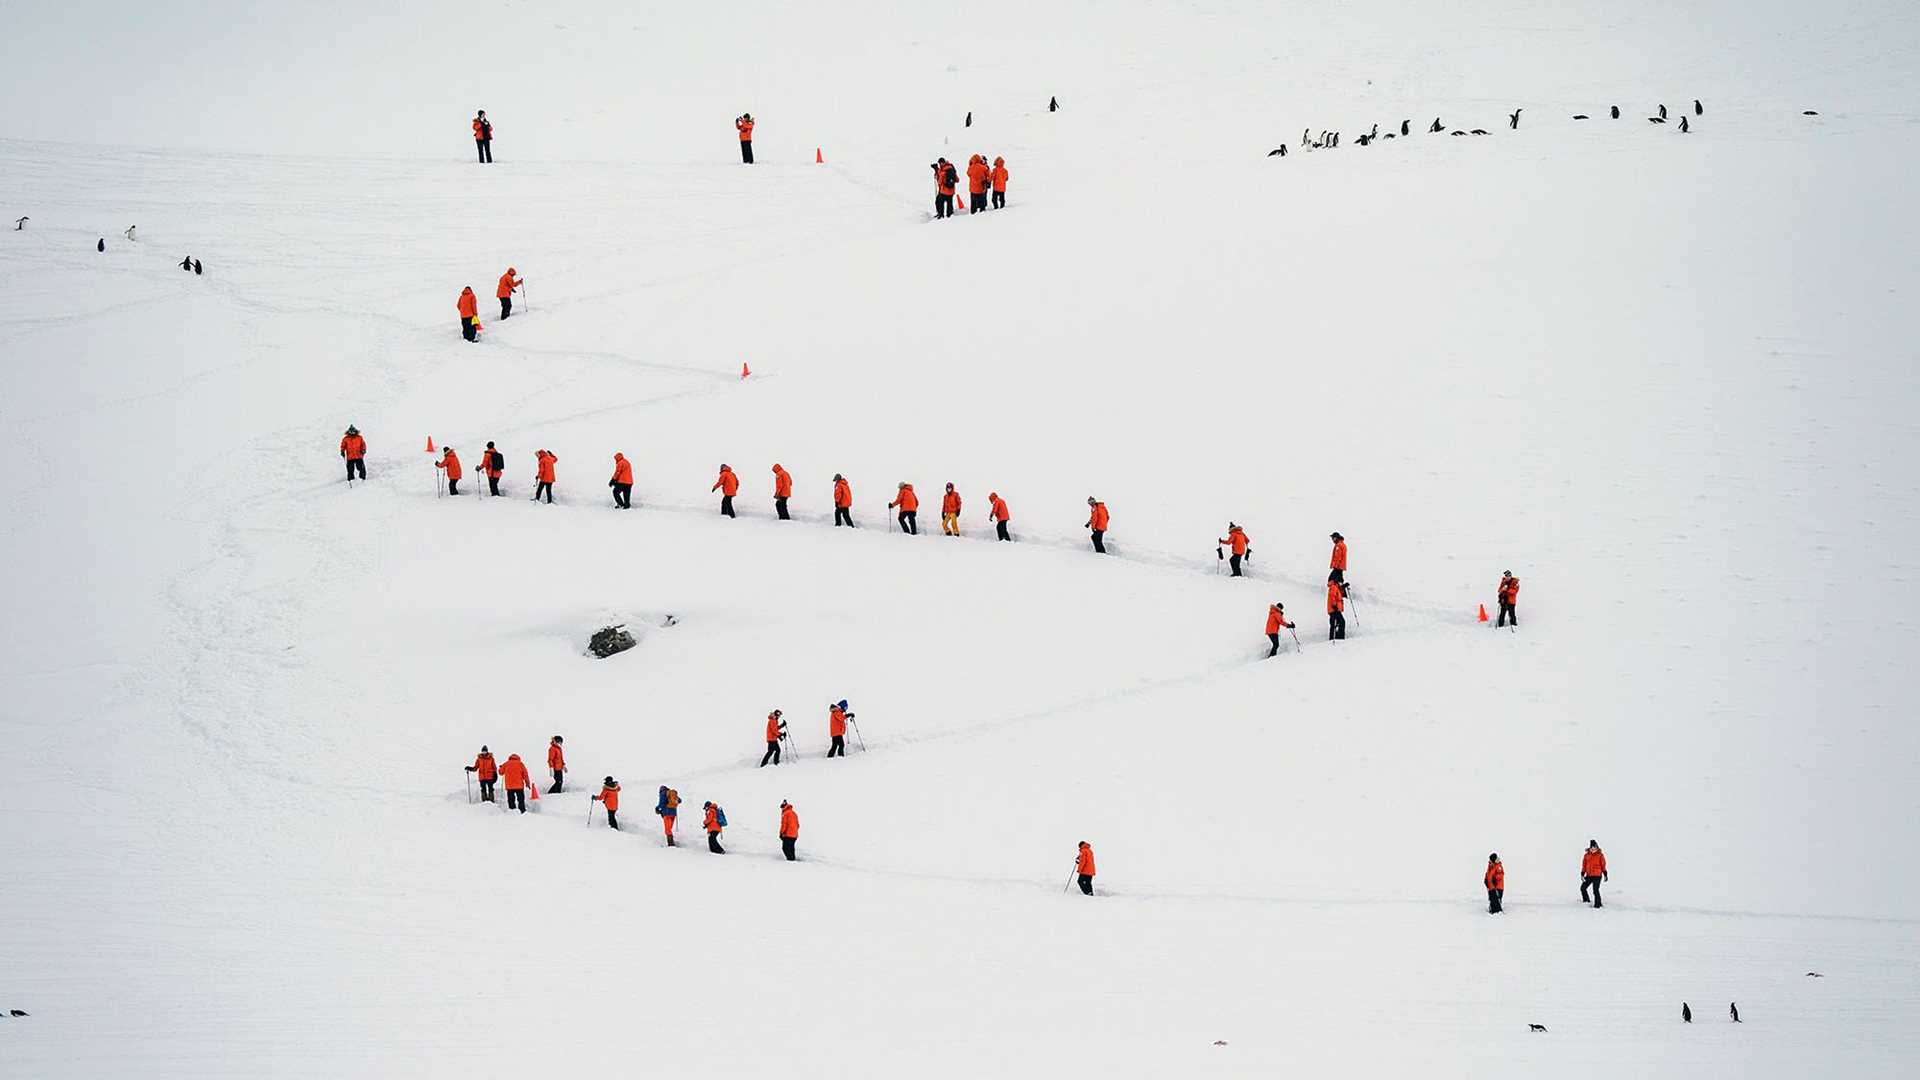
[[464, 737, 803, 860], [1483, 841, 1609, 913], [930, 154, 1011, 218], [757, 702, 862, 766]]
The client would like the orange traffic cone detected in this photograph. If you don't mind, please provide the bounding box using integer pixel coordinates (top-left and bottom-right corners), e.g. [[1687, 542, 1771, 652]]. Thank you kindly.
[[425, 436, 435, 453], [1477, 603, 1489, 623], [815, 148, 824, 164], [741, 362, 751, 380]]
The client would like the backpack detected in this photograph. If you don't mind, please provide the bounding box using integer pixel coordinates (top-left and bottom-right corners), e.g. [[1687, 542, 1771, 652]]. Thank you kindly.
[[665, 787, 680, 810], [491, 449, 506, 472], [944, 164, 958, 188], [714, 805, 728, 828]]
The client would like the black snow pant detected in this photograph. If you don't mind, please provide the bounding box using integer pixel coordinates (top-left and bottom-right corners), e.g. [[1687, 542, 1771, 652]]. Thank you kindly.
[[1268, 633, 1281, 657], [549, 770, 564, 794], [612, 483, 632, 509], [1488, 888, 1504, 913], [1582, 876, 1603, 907], [781, 837, 797, 861], [996, 521, 1011, 541], [992, 190, 1005, 209], [1329, 611, 1346, 640], [898, 511, 917, 534], [477, 139, 492, 163], [462, 317, 477, 341], [605, 809, 618, 830], [479, 779, 496, 801], [1078, 875, 1094, 896], [534, 481, 553, 503], [346, 458, 366, 481], [447, 478, 460, 495], [507, 788, 526, 813], [1090, 530, 1106, 553], [720, 495, 735, 518], [740, 140, 753, 164], [828, 735, 846, 757], [486, 475, 501, 496], [971, 191, 988, 212], [775, 497, 790, 520], [708, 830, 725, 853], [834, 507, 853, 527], [499, 295, 512, 320], [1498, 602, 1516, 627], [760, 740, 781, 767], [1228, 554, 1243, 576], [935, 193, 954, 218]]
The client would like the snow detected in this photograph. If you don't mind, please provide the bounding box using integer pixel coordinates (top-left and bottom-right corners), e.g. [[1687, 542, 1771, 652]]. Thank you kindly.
[[4, 0, 1920, 1075]]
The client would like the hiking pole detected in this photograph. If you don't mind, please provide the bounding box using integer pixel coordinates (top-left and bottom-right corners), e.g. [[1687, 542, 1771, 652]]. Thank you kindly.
[[521, 282, 529, 314], [1347, 585, 1360, 631], [586, 800, 596, 827], [849, 716, 866, 752], [465, 771, 473, 804], [1288, 626, 1303, 653], [1064, 868, 1077, 893]]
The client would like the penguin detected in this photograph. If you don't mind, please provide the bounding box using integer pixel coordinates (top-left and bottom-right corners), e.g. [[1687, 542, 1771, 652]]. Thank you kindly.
[[12, 216, 25, 231], [1648, 116, 1666, 124], [1430, 117, 1443, 133], [1509, 108, 1522, 129], [1659, 103, 1668, 119], [1401, 118, 1410, 136], [8, 1010, 26, 1018], [1694, 99, 1703, 115], [1368, 122, 1379, 140], [1302, 127, 1312, 147], [193, 258, 203, 275], [1573, 114, 1590, 120], [1267, 146, 1287, 157], [96, 238, 104, 252], [1682, 1003, 1692, 1023], [1470, 128, 1489, 135], [1049, 96, 1058, 112], [1679, 116, 1690, 133], [1730, 1002, 1741, 1023], [124, 225, 136, 240], [1382, 132, 1396, 139], [1802, 109, 1819, 116], [181, 254, 193, 271], [965, 111, 972, 127], [1331, 131, 1339, 147], [1611, 105, 1621, 119], [1528, 1024, 1547, 1033], [1805, 971, 1825, 977], [1451, 130, 1467, 136]]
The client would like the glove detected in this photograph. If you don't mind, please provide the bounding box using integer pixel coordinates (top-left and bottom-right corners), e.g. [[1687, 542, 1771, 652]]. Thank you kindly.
[[464, 766, 476, 772]]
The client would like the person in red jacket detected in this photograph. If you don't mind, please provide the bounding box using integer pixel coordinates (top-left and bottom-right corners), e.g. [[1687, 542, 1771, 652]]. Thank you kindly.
[[966, 155, 990, 213], [1329, 532, 1349, 590], [1075, 841, 1096, 895], [591, 777, 621, 829], [826, 701, 852, 758], [472, 111, 493, 163], [1580, 840, 1608, 907], [1485, 853, 1505, 913], [990, 156, 1010, 209], [1326, 578, 1347, 640], [988, 491, 1011, 541], [465, 746, 498, 801], [339, 425, 367, 482], [609, 453, 633, 509], [771, 463, 793, 520], [546, 735, 566, 793], [1265, 602, 1296, 657], [499, 753, 531, 813], [496, 267, 522, 320], [930, 158, 957, 219], [736, 113, 755, 163], [779, 800, 800, 861], [703, 800, 726, 854], [760, 709, 786, 767], [1218, 523, 1251, 577], [940, 483, 963, 536], [533, 449, 557, 504], [712, 464, 739, 518], [458, 286, 480, 341], [832, 474, 853, 527], [480, 441, 505, 497], [1497, 571, 1520, 628], [1085, 497, 1110, 553], [889, 482, 919, 534], [436, 446, 462, 495]]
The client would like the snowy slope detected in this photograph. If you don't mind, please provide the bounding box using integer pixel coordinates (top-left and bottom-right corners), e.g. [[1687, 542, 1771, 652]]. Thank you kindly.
[[4, 1, 1920, 1076]]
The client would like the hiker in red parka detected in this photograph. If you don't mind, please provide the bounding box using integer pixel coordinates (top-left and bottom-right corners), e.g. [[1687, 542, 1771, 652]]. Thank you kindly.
[[496, 267, 522, 320], [736, 113, 755, 163], [436, 446, 462, 495], [480, 441, 505, 497], [1497, 571, 1520, 628], [609, 453, 633, 509], [1580, 840, 1608, 907], [1329, 532, 1349, 588], [987, 491, 1011, 541], [1218, 523, 1251, 577], [465, 746, 498, 801], [458, 287, 480, 341], [472, 111, 493, 163], [546, 735, 566, 793], [591, 777, 620, 829], [499, 754, 531, 813], [759, 709, 787, 767], [533, 450, 557, 504], [930, 158, 957, 219], [1075, 841, 1096, 895], [1326, 578, 1347, 641], [713, 464, 739, 518], [772, 463, 793, 520], [1265, 602, 1296, 657], [940, 483, 962, 536], [990, 156, 1010, 209], [966, 155, 990, 213], [826, 701, 853, 758], [339, 425, 367, 482]]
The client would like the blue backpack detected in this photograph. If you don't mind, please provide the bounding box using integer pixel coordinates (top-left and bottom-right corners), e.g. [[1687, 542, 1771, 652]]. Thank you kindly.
[[714, 805, 728, 828]]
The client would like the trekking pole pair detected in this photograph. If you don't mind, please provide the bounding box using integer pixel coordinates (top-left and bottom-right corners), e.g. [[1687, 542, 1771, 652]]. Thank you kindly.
[[1288, 626, 1303, 653], [586, 800, 598, 827], [849, 717, 866, 752], [1346, 584, 1360, 630], [465, 770, 474, 804]]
